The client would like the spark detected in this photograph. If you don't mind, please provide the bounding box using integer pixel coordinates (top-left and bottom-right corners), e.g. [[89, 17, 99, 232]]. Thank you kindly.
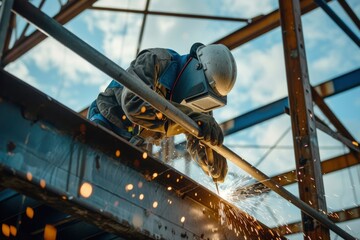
[[125, 184, 134, 192], [80, 182, 93, 198], [26, 207, 34, 219], [2, 224, 10, 237], [156, 112, 163, 120], [44, 224, 57, 240], [26, 172, 33, 181], [115, 149, 121, 157], [10, 225, 17, 237], [40, 179, 46, 188]]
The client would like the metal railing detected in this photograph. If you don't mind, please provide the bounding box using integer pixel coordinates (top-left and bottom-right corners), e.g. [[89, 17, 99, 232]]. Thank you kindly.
[[9, 1, 356, 239]]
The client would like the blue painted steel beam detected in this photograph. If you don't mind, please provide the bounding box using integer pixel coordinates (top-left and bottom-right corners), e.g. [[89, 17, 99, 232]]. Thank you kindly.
[[0, 70, 279, 239], [221, 67, 360, 135], [314, 0, 360, 47]]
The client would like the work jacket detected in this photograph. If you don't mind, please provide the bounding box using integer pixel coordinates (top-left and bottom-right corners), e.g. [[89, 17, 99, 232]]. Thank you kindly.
[[88, 48, 189, 145]]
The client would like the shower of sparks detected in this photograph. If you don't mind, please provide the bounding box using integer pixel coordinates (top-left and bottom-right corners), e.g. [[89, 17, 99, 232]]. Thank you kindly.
[[217, 172, 269, 203], [211, 172, 291, 238]]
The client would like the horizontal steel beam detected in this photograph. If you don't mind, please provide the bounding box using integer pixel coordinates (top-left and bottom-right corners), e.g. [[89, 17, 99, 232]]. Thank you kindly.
[[314, 115, 360, 153], [9, 1, 356, 238], [89, 6, 250, 23], [213, 0, 328, 49], [2, 0, 98, 66], [241, 152, 360, 192], [0, 69, 278, 239], [314, 0, 360, 47], [221, 68, 360, 135], [273, 205, 360, 235]]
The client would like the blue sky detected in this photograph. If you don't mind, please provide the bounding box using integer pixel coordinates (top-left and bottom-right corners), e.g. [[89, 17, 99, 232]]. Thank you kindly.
[[4, 0, 360, 238]]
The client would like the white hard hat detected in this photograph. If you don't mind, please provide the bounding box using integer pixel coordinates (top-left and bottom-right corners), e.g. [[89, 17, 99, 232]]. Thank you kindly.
[[196, 44, 237, 96]]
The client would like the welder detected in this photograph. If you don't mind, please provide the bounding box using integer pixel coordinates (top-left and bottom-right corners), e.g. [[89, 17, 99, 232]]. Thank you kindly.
[[88, 42, 237, 183]]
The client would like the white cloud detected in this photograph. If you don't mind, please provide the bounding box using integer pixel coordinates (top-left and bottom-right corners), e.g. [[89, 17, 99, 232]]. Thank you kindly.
[[4, 60, 39, 88], [245, 44, 287, 104], [94, 0, 145, 10], [157, 18, 176, 33], [220, 0, 276, 18], [313, 51, 341, 72], [27, 38, 107, 86], [83, 10, 141, 65]]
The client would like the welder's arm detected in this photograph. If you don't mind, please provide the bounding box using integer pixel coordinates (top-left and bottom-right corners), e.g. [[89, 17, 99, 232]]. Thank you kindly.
[[120, 50, 170, 134], [186, 134, 228, 183]]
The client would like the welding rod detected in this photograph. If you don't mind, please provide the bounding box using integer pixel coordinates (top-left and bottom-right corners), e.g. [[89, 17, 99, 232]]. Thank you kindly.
[[204, 145, 219, 194], [11, 1, 356, 239]]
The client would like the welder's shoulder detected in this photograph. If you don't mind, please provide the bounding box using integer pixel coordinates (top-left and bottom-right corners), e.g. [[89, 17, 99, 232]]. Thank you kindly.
[[138, 48, 173, 62]]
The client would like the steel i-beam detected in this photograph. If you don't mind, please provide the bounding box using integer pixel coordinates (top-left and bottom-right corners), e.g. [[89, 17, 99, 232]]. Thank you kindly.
[[0, 70, 277, 239]]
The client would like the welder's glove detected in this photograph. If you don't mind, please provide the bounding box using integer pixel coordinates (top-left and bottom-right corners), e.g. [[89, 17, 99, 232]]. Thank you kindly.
[[166, 103, 224, 146], [186, 135, 228, 183]]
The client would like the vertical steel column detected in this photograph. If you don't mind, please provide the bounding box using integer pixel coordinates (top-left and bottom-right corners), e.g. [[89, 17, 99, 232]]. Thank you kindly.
[[0, 0, 13, 65], [278, 0, 330, 239]]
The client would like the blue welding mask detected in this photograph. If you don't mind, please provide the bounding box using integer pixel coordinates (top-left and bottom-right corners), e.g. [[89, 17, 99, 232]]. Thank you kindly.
[[171, 57, 227, 112], [170, 44, 237, 112]]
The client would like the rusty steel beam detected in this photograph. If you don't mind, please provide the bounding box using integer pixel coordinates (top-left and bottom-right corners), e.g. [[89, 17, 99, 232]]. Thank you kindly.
[[2, 0, 325, 65], [213, 0, 328, 49], [2, 12, 15, 55], [273, 206, 360, 235], [315, 116, 360, 153], [245, 152, 360, 191], [312, 88, 357, 144], [2, 0, 98, 66], [89, 6, 249, 23], [279, 0, 330, 238], [0, 0, 13, 64]]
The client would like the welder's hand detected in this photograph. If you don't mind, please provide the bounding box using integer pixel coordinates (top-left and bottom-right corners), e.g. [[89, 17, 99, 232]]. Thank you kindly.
[[187, 111, 224, 146], [166, 103, 224, 147], [186, 135, 228, 183]]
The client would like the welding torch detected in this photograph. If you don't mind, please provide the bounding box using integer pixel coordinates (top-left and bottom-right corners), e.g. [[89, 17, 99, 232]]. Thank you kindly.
[[204, 145, 220, 195]]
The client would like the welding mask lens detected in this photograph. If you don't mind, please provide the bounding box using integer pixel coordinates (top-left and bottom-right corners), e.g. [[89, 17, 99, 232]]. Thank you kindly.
[[171, 58, 227, 112]]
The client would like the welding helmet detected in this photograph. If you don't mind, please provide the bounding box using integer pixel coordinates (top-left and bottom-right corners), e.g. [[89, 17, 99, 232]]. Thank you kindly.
[[171, 44, 237, 112]]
